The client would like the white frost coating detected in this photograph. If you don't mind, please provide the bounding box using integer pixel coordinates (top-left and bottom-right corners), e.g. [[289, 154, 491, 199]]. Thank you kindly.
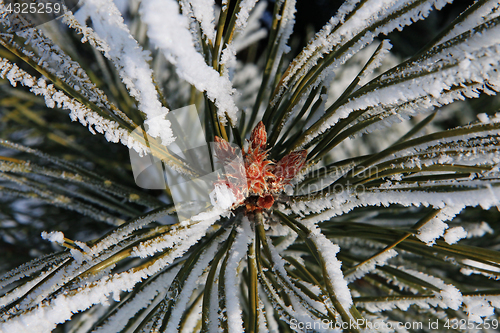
[[234, 0, 259, 31], [462, 259, 500, 274], [257, 299, 268, 332], [0, 259, 68, 308], [443, 226, 468, 245], [476, 112, 500, 124], [259, 270, 336, 333], [180, 296, 203, 333], [189, 204, 231, 223], [417, 207, 462, 245], [189, 0, 216, 41], [90, 207, 175, 256], [360, 266, 464, 313], [220, 44, 237, 77], [358, 39, 393, 82], [41, 231, 64, 244], [274, 0, 360, 97], [0, 252, 69, 290], [0, 209, 220, 327], [268, 0, 296, 86], [265, 233, 326, 313], [0, 213, 221, 332], [345, 249, 398, 283], [6, 255, 108, 313], [304, 223, 353, 310], [220, 0, 261, 75], [371, 131, 500, 169], [463, 295, 500, 323], [131, 217, 218, 259], [273, 228, 298, 252], [232, 2, 268, 53], [76, 0, 173, 146], [436, 1, 500, 44], [460, 268, 500, 280], [165, 230, 228, 333], [293, 177, 500, 227], [236, 0, 295, 111], [276, 0, 452, 104], [398, 267, 463, 310], [224, 217, 253, 333], [297, 6, 500, 148], [10, 25, 135, 128], [94, 265, 181, 333], [0, 58, 148, 155], [141, 0, 238, 125], [464, 221, 494, 238], [262, 295, 280, 333], [209, 277, 220, 333]]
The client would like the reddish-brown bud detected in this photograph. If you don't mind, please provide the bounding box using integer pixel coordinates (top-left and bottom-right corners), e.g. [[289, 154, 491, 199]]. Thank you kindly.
[[213, 136, 238, 163], [257, 194, 274, 210], [275, 150, 307, 181], [249, 121, 267, 150]]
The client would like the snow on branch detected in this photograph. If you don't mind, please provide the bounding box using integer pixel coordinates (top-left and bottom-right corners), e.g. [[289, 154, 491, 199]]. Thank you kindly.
[[264, 229, 328, 315], [232, 1, 268, 53], [292, 119, 500, 233], [164, 229, 229, 333], [141, 0, 238, 125], [290, 125, 500, 227], [358, 39, 393, 82], [0, 58, 147, 153], [220, 0, 264, 76], [234, 0, 259, 31], [130, 215, 220, 259], [298, 16, 500, 148], [394, 267, 463, 310], [463, 294, 500, 323], [273, 0, 359, 99], [258, 267, 330, 330], [436, 0, 500, 45], [9, 25, 135, 128], [416, 207, 462, 245], [0, 252, 69, 291], [71, 0, 174, 146], [345, 248, 398, 283], [358, 266, 463, 312], [291, 181, 500, 248], [224, 218, 252, 333], [93, 265, 181, 333], [0, 214, 221, 332], [443, 226, 468, 245], [0, 255, 70, 308], [275, 0, 452, 104], [303, 223, 354, 312], [267, 0, 296, 84], [296, 170, 500, 213], [373, 130, 500, 170], [89, 206, 176, 256], [188, 0, 216, 42]]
